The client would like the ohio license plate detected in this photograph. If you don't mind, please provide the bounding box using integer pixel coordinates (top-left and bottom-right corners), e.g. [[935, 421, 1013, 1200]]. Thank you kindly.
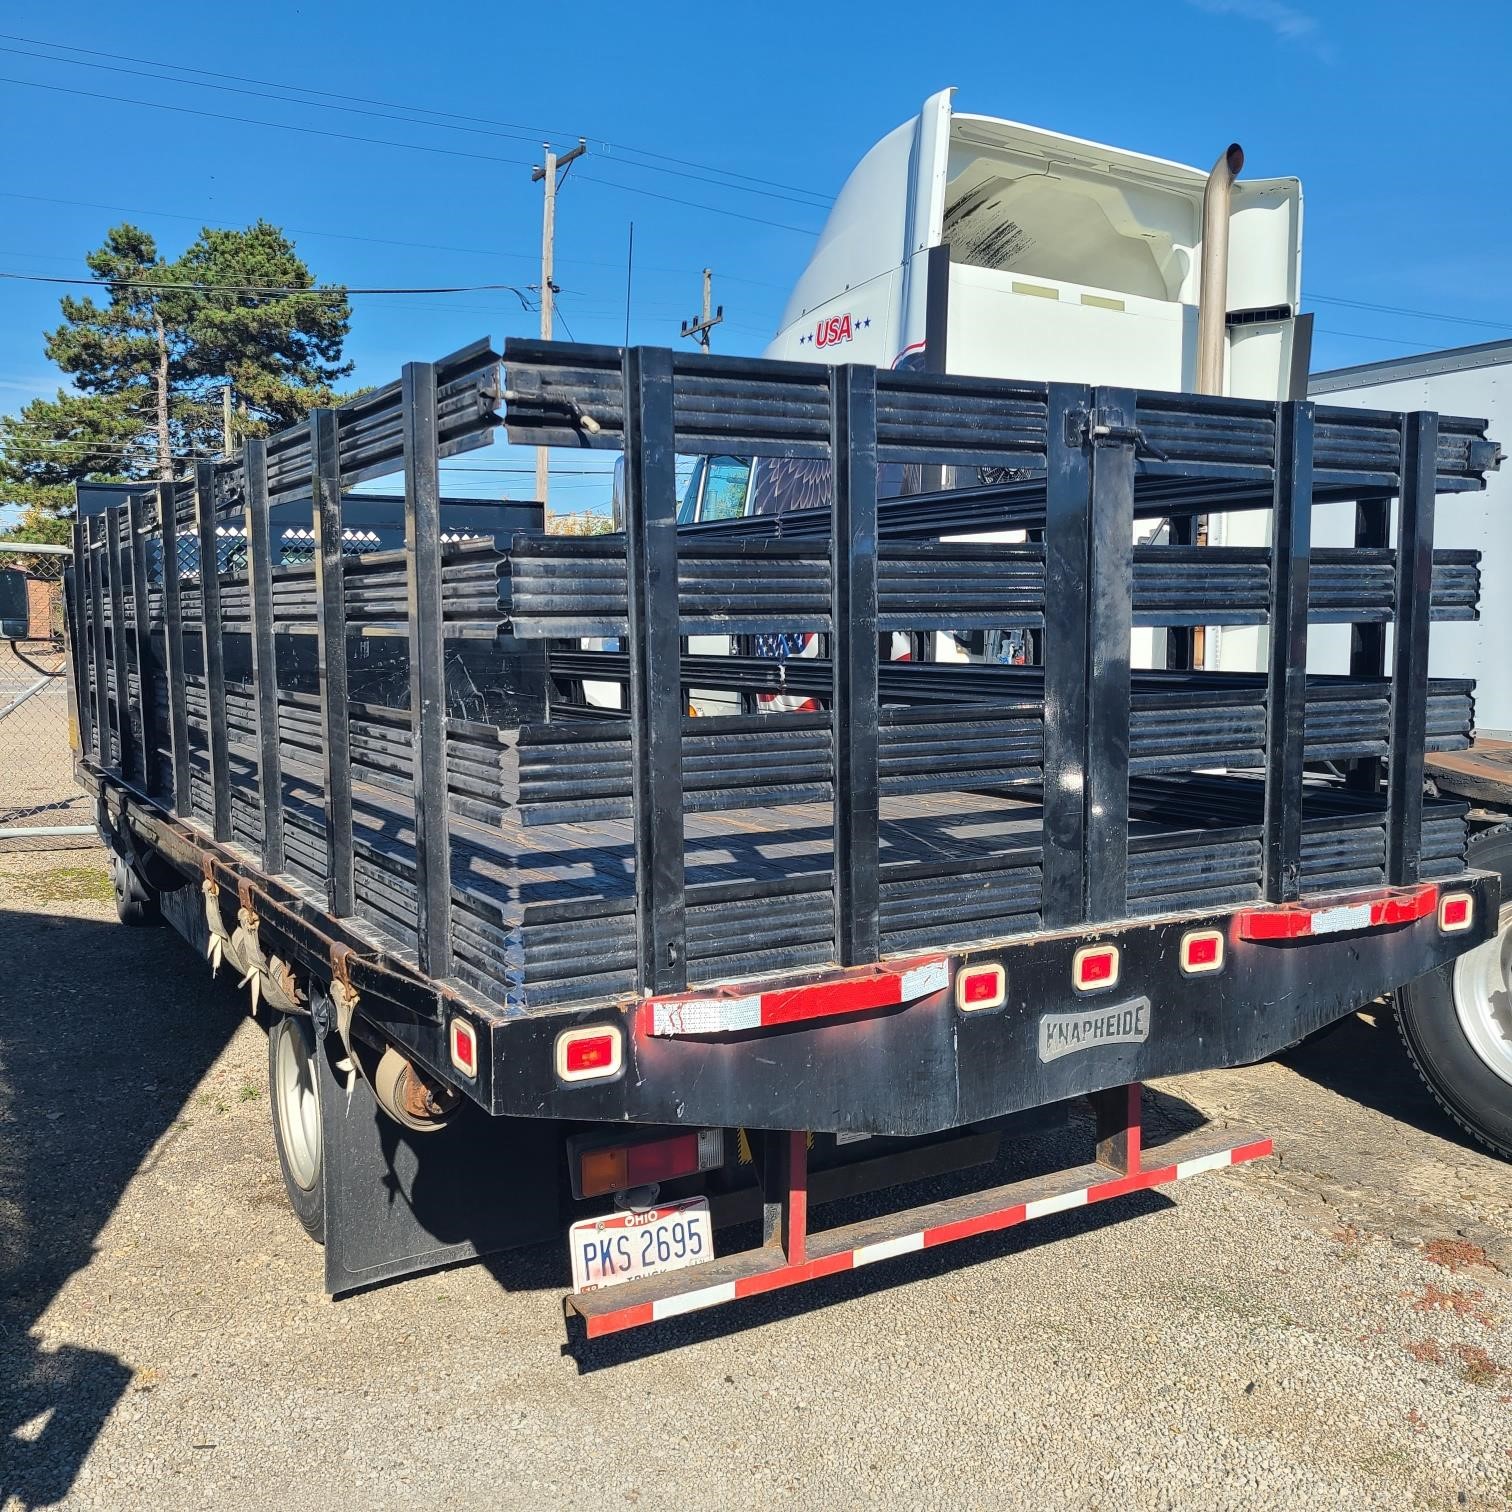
[[569, 1197, 714, 1293]]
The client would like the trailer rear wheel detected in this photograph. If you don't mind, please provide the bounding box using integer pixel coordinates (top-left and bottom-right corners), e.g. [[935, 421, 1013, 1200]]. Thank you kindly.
[[1397, 825, 1512, 1161], [269, 1014, 325, 1242]]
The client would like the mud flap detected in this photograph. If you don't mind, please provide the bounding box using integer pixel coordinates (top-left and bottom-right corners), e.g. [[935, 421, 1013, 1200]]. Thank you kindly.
[[315, 1016, 562, 1296]]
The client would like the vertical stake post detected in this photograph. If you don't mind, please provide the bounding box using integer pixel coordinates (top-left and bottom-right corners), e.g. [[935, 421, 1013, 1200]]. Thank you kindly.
[[104, 504, 134, 780], [1083, 387, 1136, 923], [1345, 495, 1391, 794], [85, 515, 110, 766], [1262, 400, 1314, 902], [1387, 412, 1438, 885], [403, 362, 453, 978], [622, 346, 686, 994], [310, 409, 354, 915], [193, 460, 231, 841], [831, 364, 880, 965], [68, 518, 93, 761], [157, 482, 192, 818], [125, 489, 156, 795], [1041, 383, 1094, 930], [244, 437, 285, 873]]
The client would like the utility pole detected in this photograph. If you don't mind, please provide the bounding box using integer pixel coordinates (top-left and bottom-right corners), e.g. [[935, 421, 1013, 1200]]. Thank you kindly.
[[680, 268, 723, 353], [531, 136, 587, 509], [221, 383, 234, 455]]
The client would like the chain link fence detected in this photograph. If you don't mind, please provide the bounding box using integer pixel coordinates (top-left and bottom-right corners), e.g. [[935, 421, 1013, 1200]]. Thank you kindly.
[[1, 542, 93, 849]]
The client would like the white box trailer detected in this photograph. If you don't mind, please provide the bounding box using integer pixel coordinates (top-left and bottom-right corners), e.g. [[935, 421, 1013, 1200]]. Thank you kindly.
[[1311, 342, 1512, 1157], [1310, 341, 1512, 738]]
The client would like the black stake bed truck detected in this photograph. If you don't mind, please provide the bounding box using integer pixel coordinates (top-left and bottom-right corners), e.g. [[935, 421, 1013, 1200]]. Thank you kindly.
[[66, 337, 1503, 1337]]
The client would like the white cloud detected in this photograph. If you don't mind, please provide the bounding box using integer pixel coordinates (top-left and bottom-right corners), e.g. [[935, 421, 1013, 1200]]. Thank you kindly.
[[1184, 0, 1334, 62]]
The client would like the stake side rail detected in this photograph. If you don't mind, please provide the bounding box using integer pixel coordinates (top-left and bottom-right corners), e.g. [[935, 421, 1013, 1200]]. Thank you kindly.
[[66, 339, 1502, 1037]]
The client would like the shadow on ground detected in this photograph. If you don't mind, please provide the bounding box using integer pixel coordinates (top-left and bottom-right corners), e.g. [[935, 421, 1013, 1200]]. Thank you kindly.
[[0, 899, 243, 1511], [1278, 1006, 1481, 1154]]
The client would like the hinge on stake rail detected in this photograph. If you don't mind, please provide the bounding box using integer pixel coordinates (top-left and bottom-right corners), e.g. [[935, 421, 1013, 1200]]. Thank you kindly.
[[1065, 408, 1168, 461], [328, 944, 364, 1106]]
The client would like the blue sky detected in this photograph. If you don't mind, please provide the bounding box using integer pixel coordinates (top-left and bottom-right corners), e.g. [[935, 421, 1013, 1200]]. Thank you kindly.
[[2, 0, 1509, 515]]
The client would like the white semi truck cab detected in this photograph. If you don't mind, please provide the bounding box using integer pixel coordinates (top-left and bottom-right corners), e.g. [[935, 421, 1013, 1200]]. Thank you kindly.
[[766, 88, 1302, 400], [676, 89, 1306, 678]]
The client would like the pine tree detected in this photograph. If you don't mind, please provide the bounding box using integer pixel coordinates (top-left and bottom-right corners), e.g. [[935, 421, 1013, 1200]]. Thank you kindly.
[[0, 221, 352, 539]]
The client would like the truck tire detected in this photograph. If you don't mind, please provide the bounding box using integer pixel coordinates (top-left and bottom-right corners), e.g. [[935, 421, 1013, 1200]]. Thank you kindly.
[[111, 853, 161, 928], [268, 1014, 326, 1243], [1397, 824, 1512, 1161]]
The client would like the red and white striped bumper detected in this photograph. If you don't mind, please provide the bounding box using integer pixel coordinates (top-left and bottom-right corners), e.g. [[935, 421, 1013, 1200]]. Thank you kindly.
[[565, 1124, 1272, 1338]]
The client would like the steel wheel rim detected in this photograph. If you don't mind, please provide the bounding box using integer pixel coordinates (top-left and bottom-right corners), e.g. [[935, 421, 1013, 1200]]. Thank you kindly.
[[1453, 901, 1512, 1089], [274, 1023, 322, 1191]]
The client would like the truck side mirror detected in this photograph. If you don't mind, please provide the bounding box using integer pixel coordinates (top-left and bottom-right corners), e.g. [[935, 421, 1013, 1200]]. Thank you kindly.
[[0, 567, 28, 639]]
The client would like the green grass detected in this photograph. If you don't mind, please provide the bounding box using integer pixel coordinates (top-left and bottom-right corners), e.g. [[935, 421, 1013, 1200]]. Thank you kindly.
[[18, 865, 114, 904]]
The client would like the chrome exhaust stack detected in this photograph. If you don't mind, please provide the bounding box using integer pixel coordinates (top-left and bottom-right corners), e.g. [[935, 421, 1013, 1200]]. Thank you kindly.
[[1196, 143, 1245, 395]]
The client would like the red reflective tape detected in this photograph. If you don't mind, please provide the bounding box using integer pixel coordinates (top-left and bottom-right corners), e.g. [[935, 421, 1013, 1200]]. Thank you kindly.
[[1238, 883, 1438, 941], [1370, 885, 1438, 927], [1086, 1172, 1148, 1204], [762, 974, 901, 1026], [643, 955, 949, 1037], [733, 1251, 854, 1301], [584, 1301, 654, 1338], [923, 1204, 1029, 1248], [1229, 1138, 1274, 1164]]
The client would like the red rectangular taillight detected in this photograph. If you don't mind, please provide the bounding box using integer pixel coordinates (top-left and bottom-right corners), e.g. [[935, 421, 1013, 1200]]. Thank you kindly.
[[1438, 892, 1473, 933], [1073, 944, 1120, 993], [1180, 929, 1225, 976], [449, 1016, 477, 1078], [555, 1025, 624, 1083], [578, 1129, 723, 1198], [954, 962, 1006, 1012]]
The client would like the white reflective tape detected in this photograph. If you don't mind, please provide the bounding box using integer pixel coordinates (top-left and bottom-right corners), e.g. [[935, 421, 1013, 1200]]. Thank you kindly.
[[899, 958, 949, 1000], [1309, 902, 1371, 935], [1175, 1149, 1234, 1180], [1024, 1189, 1089, 1221], [651, 994, 762, 1036], [853, 1232, 925, 1268], [652, 1281, 737, 1319]]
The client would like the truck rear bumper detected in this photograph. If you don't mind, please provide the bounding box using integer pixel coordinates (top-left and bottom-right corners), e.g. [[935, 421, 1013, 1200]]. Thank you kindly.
[[481, 873, 1501, 1136], [565, 1107, 1272, 1339]]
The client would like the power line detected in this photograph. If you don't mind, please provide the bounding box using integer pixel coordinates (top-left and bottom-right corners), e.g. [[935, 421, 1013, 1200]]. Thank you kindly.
[[0, 269, 535, 302], [10, 50, 1507, 342], [0, 40, 832, 211], [0, 190, 793, 291], [0, 75, 822, 237], [0, 31, 829, 202], [1306, 293, 1512, 333]]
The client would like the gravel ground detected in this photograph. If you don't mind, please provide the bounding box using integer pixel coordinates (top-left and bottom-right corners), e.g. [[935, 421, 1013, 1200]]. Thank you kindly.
[[3, 848, 1511, 1511]]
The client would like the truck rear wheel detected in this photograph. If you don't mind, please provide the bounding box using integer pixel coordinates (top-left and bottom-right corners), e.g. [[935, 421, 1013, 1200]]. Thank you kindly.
[[1397, 824, 1512, 1161], [111, 853, 161, 928], [268, 1014, 326, 1243]]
